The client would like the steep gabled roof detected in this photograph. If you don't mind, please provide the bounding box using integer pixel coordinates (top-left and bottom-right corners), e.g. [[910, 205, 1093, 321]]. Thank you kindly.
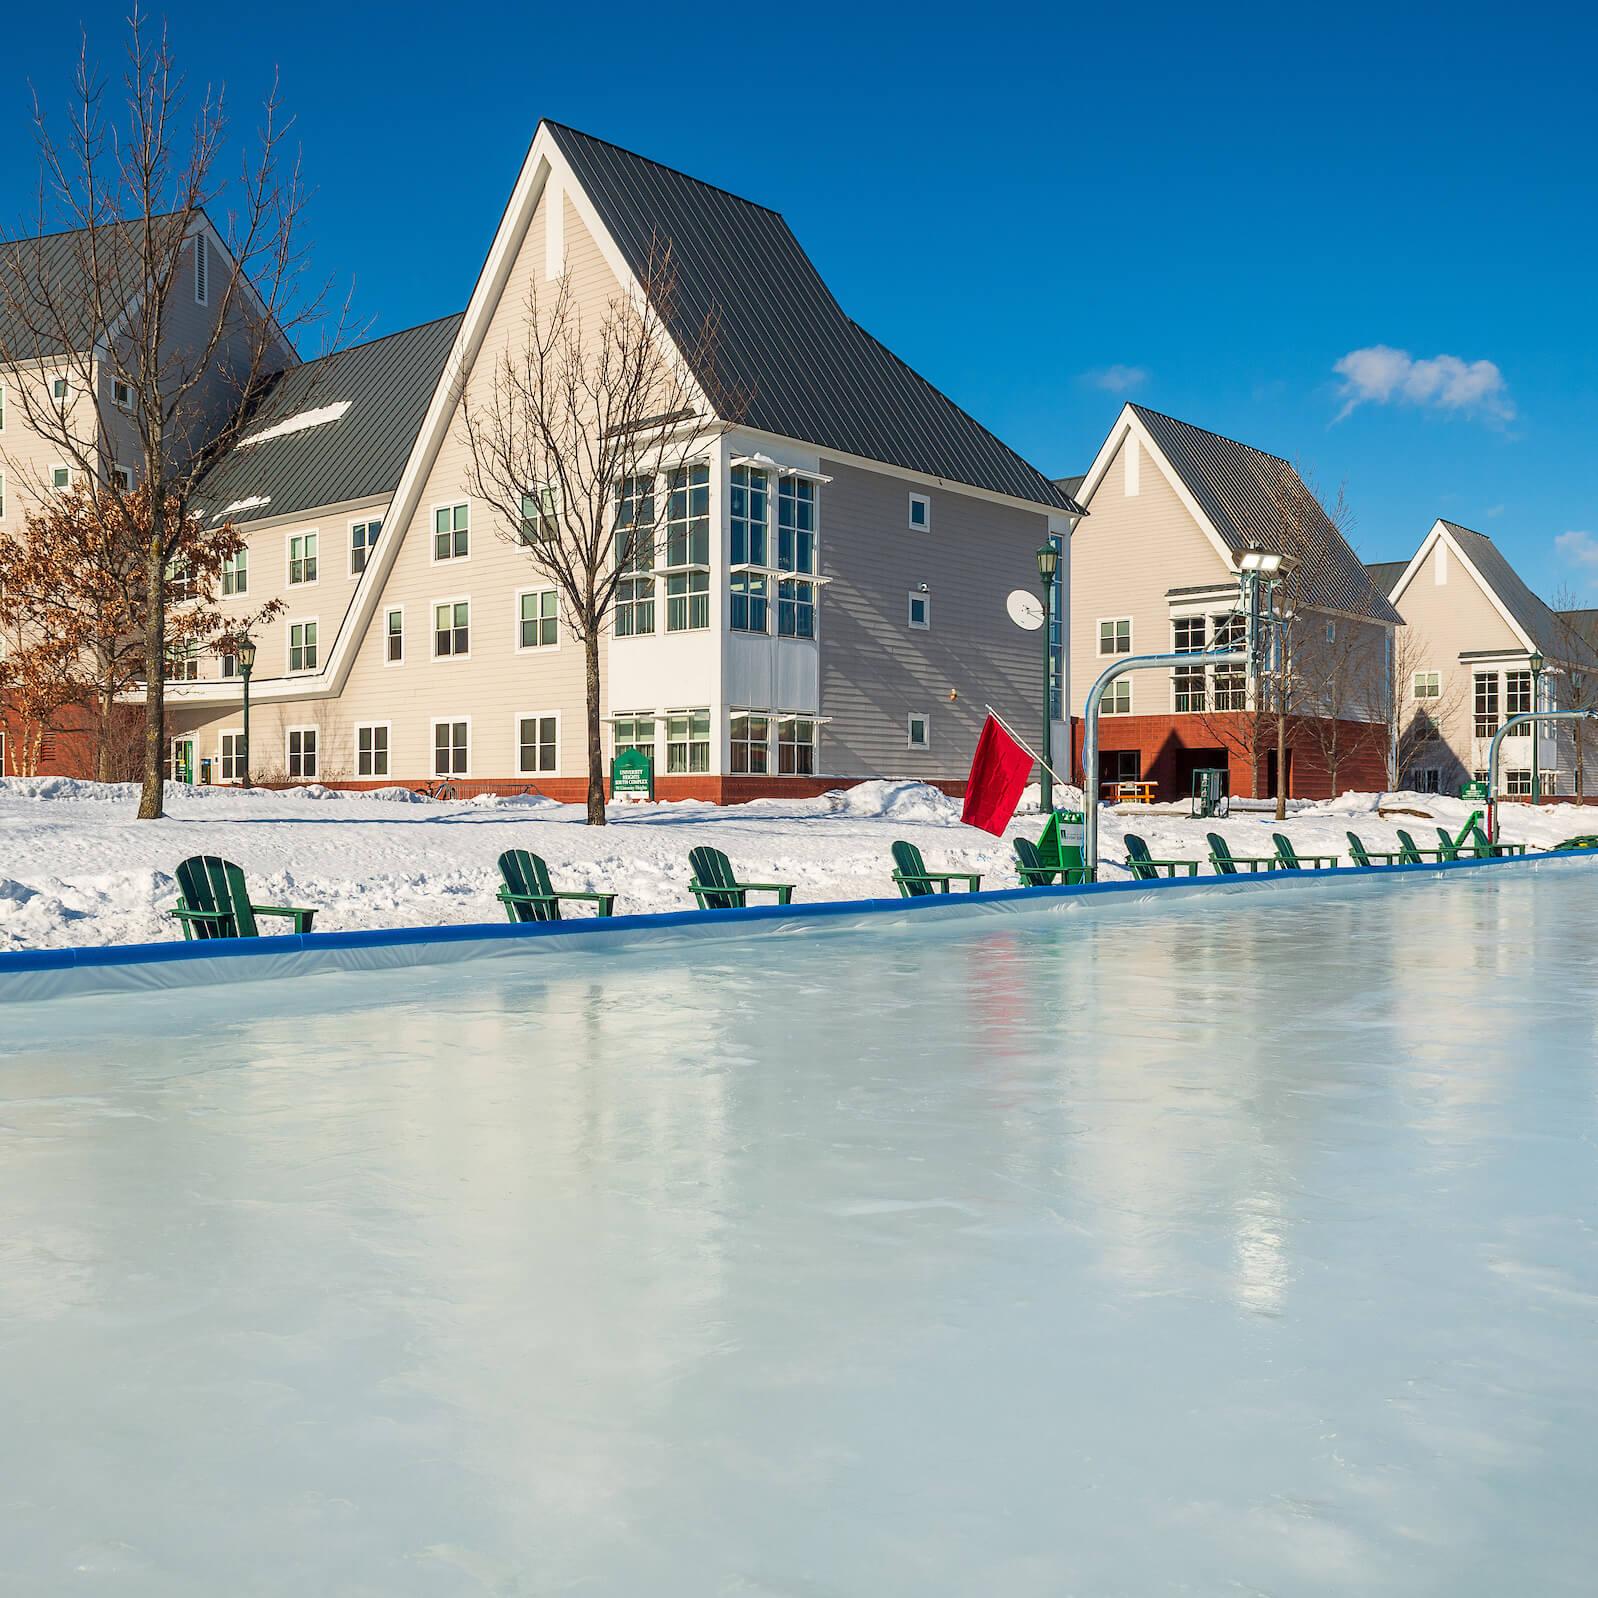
[[1364, 559, 1408, 599], [1435, 520, 1595, 665], [0, 219, 157, 362], [1129, 405, 1401, 624], [545, 122, 1076, 512], [1054, 473, 1087, 502], [195, 313, 464, 524]]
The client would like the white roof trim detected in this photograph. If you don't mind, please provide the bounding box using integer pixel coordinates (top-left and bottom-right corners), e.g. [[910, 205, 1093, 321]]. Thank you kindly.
[[1390, 519, 1537, 654]]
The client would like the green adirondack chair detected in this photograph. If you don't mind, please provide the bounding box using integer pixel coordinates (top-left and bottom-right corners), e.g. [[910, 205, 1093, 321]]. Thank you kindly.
[[1206, 833, 1278, 874], [688, 846, 795, 910], [1013, 836, 1065, 886], [170, 855, 317, 940], [890, 839, 982, 897], [1468, 821, 1526, 858], [1435, 826, 1463, 861], [1273, 833, 1338, 870], [1124, 833, 1198, 880], [496, 849, 616, 922], [1552, 834, 1598, 851], [1395, 828, 1446, 864], [1345, 832, 1402, 867]]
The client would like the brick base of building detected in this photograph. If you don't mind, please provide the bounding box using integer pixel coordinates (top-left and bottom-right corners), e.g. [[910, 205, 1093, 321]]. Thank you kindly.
[[251, 773, 973, 804]]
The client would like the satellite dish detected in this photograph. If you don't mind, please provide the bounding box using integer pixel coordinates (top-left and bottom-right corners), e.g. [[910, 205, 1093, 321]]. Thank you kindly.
[[1006, 589, 1045, 631]]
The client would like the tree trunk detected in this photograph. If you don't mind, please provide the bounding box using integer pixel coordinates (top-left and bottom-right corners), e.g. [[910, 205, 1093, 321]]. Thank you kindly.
[[137, 528, 166, 819], [96, 678, 115, 784], [1274, 704, 1288, 821], [584, 626, 606, 826]]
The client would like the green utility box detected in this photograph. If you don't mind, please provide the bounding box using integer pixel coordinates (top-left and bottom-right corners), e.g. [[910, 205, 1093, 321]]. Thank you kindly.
[[610, 747, 655, 800], [1460, 780, 1490, 802], [1191, 768, 1229, 819], [1037, 809, 1086, 882]]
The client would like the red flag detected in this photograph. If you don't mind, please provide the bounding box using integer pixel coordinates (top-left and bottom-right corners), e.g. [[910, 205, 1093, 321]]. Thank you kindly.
[[961, 714, 1034, 835]]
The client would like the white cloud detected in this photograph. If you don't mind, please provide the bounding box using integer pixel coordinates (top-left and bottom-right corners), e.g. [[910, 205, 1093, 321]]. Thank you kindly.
[[1555, 530, 1598, 569], [1082, 363, 1148, 394], [1332, 345, 1513, 422]]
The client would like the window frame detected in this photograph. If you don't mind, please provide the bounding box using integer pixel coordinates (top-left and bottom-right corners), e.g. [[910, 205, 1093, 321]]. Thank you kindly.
[[384, 605, 404, 666], [514, 586, 560, 653], [729, 711, 773, 775], [1103, 678, 1133, 716], [430, 717, 471, 779], [349, 517, 381, 577], [1412, 670, 1440, 701], [285, 725, 319, 781], [907, 712, 930, 750], [218, 728, 245, 783], [111, 376, 133, 412], [221, 547, 248, 597], [908, 491, 931, 532], [355, 721, 392, 779], [777, 715, 818, 776], [907, 590, 931, 630], [665, 708, 712, 776], [430, 501, 471, 563], [286, 529, 319, 588], [513, 710, 561, 777], [287, 617, 320, 674], [1098, 617, 1132, 656], [431, 595, 471, 661]]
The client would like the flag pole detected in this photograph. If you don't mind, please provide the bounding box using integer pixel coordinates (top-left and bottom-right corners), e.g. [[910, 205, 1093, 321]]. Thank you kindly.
[[983, 704, 1074, 795]]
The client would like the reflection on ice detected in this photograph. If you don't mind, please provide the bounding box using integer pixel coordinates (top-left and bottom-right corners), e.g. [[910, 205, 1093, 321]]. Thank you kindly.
[[2, 863, 1597, 1594]]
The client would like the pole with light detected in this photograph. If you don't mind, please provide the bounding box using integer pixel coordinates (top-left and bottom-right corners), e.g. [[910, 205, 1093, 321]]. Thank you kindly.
[[237, 635, 257, 789], [1036, 541, 1060, 814], [1529, 650, 1545, 803]]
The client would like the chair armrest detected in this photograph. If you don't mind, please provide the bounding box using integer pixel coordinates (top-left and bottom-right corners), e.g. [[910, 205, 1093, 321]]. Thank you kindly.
[[554, 891, 617, 915], [252, 904, 318, 933], [735, 881, 795, 904], [169, 906, 231, 926]]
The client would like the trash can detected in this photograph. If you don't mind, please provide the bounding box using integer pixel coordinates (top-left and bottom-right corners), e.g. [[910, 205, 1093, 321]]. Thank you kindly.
[[1191, 768, 1229, 818]]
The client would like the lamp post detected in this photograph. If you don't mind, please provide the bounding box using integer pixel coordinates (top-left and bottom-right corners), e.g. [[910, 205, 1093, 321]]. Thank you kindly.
[[1529, 650, 1545, 804], [1036, 541, 1060, 814], [237, 636, 257, 790]]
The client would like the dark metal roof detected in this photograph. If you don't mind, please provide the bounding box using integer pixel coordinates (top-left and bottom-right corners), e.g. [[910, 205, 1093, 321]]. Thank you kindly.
[[1438, 521, 1597, 666], [1054, 473, 1086, 501], [0, 218, 161, 361], [545, 122, 1076, 512], [195, 314, 464, 524], [1559, 608, 1598, 654], [1364, 559, 1408, 599], [1130, 405, 1402, 625]]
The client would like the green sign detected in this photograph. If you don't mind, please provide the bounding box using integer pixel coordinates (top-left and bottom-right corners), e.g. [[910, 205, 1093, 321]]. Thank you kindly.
[[611, 747, 654, 799], [1460, 780, 1490, 802], [1036, 809, 1086, 873]]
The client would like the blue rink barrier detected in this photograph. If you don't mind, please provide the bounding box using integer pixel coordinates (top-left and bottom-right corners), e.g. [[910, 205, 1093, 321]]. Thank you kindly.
[[1, 849, 1592, 1003]]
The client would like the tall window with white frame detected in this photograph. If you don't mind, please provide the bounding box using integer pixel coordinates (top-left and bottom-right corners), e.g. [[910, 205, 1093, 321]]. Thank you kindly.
[[778, 716, 816, 775], [730, 713, 770, 774], [220, 731, 245, 782], [433, 720, 468, 777], [614, 475, 656, 637], [518, 589, 558, 649], [434, 600, 469, 658], [221, 548, 247, 596], [1099, 618, 1131, 656], [1473, 671, 1499, 739], [287, 727, 317, 779], [1505, 669, 1532, 720], [666, 710, 710, 774], [356, 724, 389, 778], [288, 531, 317, 585], [777, 476, 817, 639], [433, 503, 469, 561], [385, 607, 404, 663], [1173, 615, 1205, 713], [730, 465, 769, 634], [350, 519, 380, 575], [517, 714, 559, 776], [665, 465, 710, 631], [1103, 679, 1132, 715], [613, 713, 656, 767], [288, 620, 317, 672]]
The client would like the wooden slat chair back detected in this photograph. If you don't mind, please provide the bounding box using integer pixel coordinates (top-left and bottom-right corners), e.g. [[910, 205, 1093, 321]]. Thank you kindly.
[[1124, 834, 1162, 881], [1207, 833, 1241, 874], [1272, 833, 1304, 870], [688, 846, 746, 910], [1395, 829, 1426, 865], [891, 840, 937, 897], [1013, 836, 1059, 886], [1346, 832, 1375, 868], [173, 855, 258, 939], [1435, 827, 1462, 861], [498, 849, 562, 922]]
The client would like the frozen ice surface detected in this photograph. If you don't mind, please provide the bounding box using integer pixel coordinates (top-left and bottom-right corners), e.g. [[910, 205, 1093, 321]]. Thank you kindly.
[[2, 864, 1596, 1594]]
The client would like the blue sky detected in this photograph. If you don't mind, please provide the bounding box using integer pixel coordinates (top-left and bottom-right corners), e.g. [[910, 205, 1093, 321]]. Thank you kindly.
[[5, 1, 1596, 600]]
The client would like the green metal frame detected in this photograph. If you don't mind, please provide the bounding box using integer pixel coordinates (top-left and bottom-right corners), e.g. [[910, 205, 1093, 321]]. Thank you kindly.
[[687, 846, 795, 910], [496, 849, 616, 922]]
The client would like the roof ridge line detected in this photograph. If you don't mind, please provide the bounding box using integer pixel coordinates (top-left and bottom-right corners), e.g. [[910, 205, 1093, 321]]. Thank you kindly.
[[291, 310, 466, 367], [1131, 402, 1291, 468]]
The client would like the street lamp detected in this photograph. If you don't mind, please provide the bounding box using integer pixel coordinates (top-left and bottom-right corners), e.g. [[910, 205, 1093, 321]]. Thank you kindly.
[[1036, 540, 1060, 813], [237, 636, 257, 789], [1530, 650, 1545, 803]]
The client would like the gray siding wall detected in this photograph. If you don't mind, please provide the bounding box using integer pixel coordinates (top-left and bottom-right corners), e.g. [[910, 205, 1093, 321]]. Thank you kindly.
[[818, 458, 1054, 780]]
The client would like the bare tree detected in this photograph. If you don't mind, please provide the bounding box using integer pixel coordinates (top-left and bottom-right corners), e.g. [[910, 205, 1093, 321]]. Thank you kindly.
[[460, 244, 732, 824], [0, 12, 345, 818], [0, 621, 78, 777], [1549, 583, 1598, 799], [1363, 620, 1465, 792]]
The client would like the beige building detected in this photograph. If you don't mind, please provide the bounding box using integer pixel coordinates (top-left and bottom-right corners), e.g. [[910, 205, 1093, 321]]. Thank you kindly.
[[1370, 519, 1598, 797], [151, 121, 1078, 799]]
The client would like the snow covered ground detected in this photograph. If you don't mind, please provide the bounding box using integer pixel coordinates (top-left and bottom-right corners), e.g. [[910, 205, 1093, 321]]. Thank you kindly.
[[0, 775, 1589, 952]]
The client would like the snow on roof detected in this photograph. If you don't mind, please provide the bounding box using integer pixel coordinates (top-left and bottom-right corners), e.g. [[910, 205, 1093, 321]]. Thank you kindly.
[[238, 401, 351, 449], [215, 494, 272, 522]]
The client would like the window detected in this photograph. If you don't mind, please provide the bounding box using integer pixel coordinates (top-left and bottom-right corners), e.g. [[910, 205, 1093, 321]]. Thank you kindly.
[[433, 502, 469, 561], [385, 607, 403, 664], [778, 477, 816, 574], [730, 466, 769, 565], [350, 519, 380, 575], [613, 714, 656, 764], [433, 720, 469, 777], [356, 723, 390, 778], [1505, 769, 1533, 797], [730, 713, 771, 774], [1325, 620, 1337, 643], [219, 731, 245, 783], [777, 578, 815, 639], [1103, 679, 1132, 715], [517, 713, 559, 775], [908, 492, 930, 531], [1474, 671, 1499, 739], [1099, 618, 1131, 655], [778, 717, 816, 776], [1104, 751, 1141, 791], [907, 713, 930, 749], [51, 465, 71, 491], [1413, 671, 1440, 700], [51, 377, 68, 402], [908, 590, 930, 629], [1213, 665, 1247, 711], [220, 652, 237, 678], [1505, 670, 1532, 718], [615, 475, 656, 637], [167, 557, 195, 601], [666, 570, 709, 632], [1173, 616, 1205, 653], [110, 464, 133, 491], [288, 621, 318, 672], [730, 571, 769, 633], [1174, 665, 1205, 713], [221, 548, 247, 596], [666, 463, 710, 567], [167, 643, 199, 681], [288, 531, 318, 585], [433, 599, 470, 658], [286, 727, 318, 780], [519, 485, 559, 545], [518, 588, 558, 649], [1406, 768, 1441, 793], [112, 378, 132, 411], [193, 234, 209, 305], [666, 709, 710, 775]]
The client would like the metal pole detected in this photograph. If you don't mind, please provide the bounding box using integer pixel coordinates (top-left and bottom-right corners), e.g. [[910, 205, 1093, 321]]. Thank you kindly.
[[1531, 663, 1543, 804], [241, 662, 253, 790], [1486, 709, 1598, 839], [1040, 568, 1055, 814]]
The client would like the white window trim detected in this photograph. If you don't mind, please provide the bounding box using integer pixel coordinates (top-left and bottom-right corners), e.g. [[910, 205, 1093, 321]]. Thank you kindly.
[[48, 462, 74, 492], [1104, 678, 1134, 715], [286, 616, 321, 674], [383, 605, 405, 667], [0, 467, 6, 523], [111, 377, 133, 411], [907, 712, 930, 750], [216, 727, 244, 785], [110, 463, 134, 491], [429, 500, 471, 564], [221, 547, 248, 598], [431, 594, 472, 661], [513, 709, 562, 777], [1412, 670, 1440, 700], [284, 725, 319, 780], [430, 716, 472, 779], [513, 585, 561, 654], [908, 491, 931, 532], [354, 720, 393, 779], [349, 516, 381, 579], [907, 589, 931, 630], [1097, 616, 1133, 656], [285, 528, 320, 588]]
